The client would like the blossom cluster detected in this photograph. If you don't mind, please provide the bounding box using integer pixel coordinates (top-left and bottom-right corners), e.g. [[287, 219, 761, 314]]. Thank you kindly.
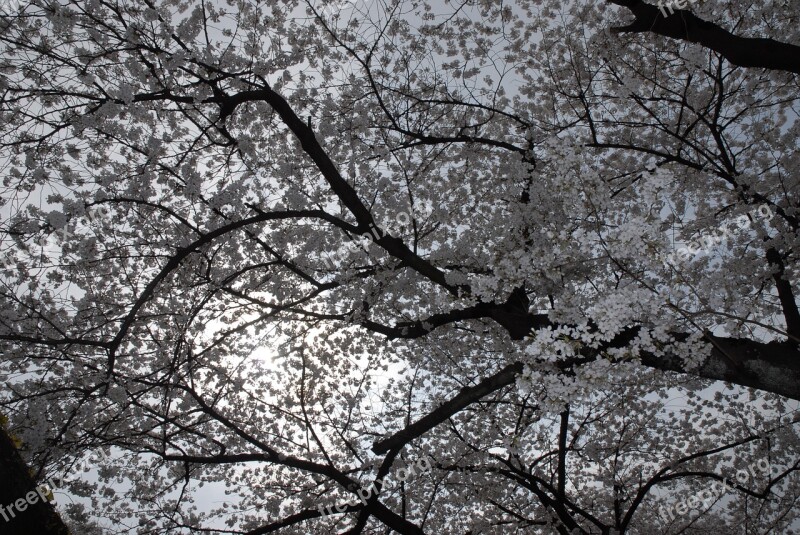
[[44, 204, 113, 244]]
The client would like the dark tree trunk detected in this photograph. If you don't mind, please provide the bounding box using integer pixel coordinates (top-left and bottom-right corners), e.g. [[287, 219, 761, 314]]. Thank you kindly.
[[0, 423, 69, 535]]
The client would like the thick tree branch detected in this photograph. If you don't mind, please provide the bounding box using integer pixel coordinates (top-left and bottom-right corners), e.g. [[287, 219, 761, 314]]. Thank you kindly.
[[372, 361, 525, 454], [557, 408, 569, 502], [765, 248, 800, 342], [217, 86, 463, 296], [244, 508, 329, 535], [373, 329, 800, 454], [607, 0, 800, 74], [361, 289, 548, 341]]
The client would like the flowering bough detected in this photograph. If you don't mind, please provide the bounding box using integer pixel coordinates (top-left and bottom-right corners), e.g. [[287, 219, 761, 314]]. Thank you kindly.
[[1, 1, 799, 533]]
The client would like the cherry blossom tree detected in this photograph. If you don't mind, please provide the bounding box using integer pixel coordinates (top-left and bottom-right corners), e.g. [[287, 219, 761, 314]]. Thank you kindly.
[[1, 0, 799, 533]]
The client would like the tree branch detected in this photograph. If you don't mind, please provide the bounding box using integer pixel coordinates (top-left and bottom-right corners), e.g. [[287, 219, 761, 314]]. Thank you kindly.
[[372, 362, 525, 454], [373, 330, 800, 454], [607, 0, 800, 74]]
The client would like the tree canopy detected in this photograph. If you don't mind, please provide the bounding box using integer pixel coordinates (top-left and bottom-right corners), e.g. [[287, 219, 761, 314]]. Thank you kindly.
[[1, 0, 799, 533]]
